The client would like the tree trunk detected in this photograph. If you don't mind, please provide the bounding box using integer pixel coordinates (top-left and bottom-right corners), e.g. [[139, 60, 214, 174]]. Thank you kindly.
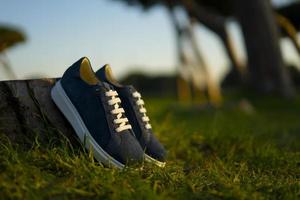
[[166, 5, 193, 103], [186, 19, 222, 106], [234, 0, 295, 97], [276, 14, 300, 56], [181, 0, 245, 84], [0, 79, 78, 146], [219, 29, 246, 82], [0, 52, 17, 80]]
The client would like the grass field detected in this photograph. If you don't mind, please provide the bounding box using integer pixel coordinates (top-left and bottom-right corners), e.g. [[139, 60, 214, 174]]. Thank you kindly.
[[0, 93, 299, 199]]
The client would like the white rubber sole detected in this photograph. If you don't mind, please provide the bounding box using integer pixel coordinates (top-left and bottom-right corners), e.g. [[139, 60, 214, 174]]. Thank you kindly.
[[145, 154, 166, 168], [51, 81, 124, 169]]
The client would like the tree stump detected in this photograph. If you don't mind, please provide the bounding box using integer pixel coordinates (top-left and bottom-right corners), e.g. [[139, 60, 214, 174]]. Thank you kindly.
[[0, 79, 78, 146]]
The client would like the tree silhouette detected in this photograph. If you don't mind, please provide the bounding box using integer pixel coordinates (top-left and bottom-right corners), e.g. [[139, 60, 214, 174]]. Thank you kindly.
[[112, 0, 297, 98], [0, 25, 26, 79], [277, 2, 300, 56], [234, 0, 295, 97], [112, 0, 225, 105]]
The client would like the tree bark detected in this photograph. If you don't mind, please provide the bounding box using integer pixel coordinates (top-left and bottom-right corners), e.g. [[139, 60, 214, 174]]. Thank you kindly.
[[0, 79, 78, 146], [234, 0, 295, 97]]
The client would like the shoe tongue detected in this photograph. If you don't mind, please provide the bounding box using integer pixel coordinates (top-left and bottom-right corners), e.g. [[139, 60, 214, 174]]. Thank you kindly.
[[118, 85, 137, 96], [102, 82, 115, 91], [126, 85, 136, 92]]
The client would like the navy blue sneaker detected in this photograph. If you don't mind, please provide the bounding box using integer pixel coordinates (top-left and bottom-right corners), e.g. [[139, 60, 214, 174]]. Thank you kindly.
[[51, 57, 144, 168], [96, 65, 166, 167]]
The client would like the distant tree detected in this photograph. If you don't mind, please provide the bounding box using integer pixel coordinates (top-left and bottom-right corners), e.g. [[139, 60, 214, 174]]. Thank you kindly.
[[234, 0, 295, 97], [277, 2, 300, 56], [0, 25, 26, 79], [112, 0, 297, 97], [112, 0, 224, 105], [181, 0, 245, 79], [0, 26, 25, 52], [181, 0, 297, 96]]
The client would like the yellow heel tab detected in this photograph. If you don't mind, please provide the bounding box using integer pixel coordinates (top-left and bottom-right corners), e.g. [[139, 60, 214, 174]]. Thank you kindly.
[[80, 57, 100, 85]]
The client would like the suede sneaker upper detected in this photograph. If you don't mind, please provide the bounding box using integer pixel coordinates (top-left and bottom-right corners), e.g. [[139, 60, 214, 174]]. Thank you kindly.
[[96, 64, 167, 162], [52, 57, 144, 167]]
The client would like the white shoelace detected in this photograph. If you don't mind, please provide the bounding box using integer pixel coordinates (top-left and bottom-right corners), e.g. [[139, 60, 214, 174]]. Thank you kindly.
[[106, 90, 132, 133], [132, 91, 152, 129]]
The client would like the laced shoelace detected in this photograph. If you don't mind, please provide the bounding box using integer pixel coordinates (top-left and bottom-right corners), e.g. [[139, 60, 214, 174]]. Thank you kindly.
[[132, 91, 152, 129], [106, 90, 132, 132]]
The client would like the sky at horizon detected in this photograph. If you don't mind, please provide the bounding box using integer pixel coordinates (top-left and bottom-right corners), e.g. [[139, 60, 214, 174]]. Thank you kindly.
[[0, 0, 299, 81]]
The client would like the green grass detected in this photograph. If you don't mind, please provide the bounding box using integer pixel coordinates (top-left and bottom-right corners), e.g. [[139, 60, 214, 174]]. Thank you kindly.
[[0, 94, 299, 199]]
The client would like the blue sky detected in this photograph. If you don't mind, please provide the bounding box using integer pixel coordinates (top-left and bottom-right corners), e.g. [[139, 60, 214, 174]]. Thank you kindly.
[[0, 0, 299, 81]]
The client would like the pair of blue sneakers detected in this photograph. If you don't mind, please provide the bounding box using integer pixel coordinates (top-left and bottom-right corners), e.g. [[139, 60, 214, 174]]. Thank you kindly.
[[51, 57, 166, 168]]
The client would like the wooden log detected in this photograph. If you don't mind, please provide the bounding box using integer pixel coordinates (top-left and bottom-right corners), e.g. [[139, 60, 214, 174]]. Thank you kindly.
[[0, 79, 78, 146]]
